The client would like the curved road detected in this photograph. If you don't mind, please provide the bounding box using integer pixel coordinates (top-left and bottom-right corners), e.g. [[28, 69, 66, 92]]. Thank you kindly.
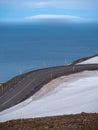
[[0, 64, 98, 112]]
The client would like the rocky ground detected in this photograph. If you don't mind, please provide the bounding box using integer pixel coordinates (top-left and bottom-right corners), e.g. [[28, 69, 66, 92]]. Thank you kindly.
[[0, 113, 98, 130]]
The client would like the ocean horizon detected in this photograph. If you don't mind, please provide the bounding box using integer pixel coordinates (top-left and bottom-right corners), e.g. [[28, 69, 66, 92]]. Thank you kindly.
[[0, 22, 98, 82]]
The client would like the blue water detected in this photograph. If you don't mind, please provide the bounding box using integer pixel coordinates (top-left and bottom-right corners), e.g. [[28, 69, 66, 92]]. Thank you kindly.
[[0, 22, 98, 82]]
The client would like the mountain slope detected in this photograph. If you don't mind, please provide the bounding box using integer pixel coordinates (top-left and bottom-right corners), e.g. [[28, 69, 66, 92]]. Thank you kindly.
[[0, 70, 98, 122], [0, 54, 98, 122]]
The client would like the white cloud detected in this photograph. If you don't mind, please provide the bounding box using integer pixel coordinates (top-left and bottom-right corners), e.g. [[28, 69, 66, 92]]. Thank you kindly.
[[23, 1, 55, 8], [24, 14, 88, 23], [34, 1, 54, 8], [0, 0, 98, 10], [25, 14, 80, 19], [24, 0, 98, 9]]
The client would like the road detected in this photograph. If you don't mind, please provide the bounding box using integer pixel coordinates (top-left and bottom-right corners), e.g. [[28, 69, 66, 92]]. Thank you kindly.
[[0, 64, 98, 112]]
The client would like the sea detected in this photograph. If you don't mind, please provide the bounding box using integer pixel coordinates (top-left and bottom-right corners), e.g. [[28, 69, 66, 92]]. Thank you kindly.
[[0, 22, 98, 82]]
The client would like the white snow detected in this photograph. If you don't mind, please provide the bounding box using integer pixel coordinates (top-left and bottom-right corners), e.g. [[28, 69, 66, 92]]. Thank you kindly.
[[0, 71, 98, 122], [78, 56, 98, 64]]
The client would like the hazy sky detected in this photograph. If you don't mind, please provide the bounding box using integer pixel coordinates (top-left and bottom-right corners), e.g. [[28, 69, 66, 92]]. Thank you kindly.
[[0, 0, 98, 22]]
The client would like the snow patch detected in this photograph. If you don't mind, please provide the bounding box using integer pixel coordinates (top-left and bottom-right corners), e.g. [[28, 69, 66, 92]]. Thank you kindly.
[[0, 71, 98, 122], [78, 56, 98, 64]]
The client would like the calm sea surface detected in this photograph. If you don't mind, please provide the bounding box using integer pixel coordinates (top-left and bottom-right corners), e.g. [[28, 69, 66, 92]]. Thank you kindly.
[[0, 22, 98, 82]]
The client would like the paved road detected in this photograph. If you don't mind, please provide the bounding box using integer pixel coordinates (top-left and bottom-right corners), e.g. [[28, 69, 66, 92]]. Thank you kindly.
[[0, 64, 98, 112]]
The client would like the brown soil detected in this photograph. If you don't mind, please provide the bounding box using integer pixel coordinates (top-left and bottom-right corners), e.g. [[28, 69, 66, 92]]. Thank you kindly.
[[0, 113, 98, 130], [0, 78, 14, 90], [0, 76, 20, 91]]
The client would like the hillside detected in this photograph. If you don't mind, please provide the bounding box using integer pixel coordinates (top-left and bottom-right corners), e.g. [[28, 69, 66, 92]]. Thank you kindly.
[[71, 54, 98, 65], [0, 113, 98, 130], [0, 54, 98, 129]]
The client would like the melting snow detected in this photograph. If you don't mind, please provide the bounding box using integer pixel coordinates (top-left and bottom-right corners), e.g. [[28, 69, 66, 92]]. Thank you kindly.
[[0, 71, 98, 122], [78, 56, 98, 64]]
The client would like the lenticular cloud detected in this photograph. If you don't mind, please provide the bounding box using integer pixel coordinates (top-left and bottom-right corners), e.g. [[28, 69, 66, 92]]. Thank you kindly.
[[25, 14, 86, 23], [25, 14, 80, 19]]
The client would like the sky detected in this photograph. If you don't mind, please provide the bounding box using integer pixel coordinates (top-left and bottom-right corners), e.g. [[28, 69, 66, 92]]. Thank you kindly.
[[0, 0, 98, 23]]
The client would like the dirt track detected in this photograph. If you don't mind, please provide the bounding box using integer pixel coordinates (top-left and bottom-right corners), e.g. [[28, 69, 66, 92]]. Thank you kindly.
[[0, 113, 98, 130]]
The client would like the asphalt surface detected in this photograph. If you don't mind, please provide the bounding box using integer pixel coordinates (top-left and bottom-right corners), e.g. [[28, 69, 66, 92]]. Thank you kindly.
[[0, 64, 98, 112]]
